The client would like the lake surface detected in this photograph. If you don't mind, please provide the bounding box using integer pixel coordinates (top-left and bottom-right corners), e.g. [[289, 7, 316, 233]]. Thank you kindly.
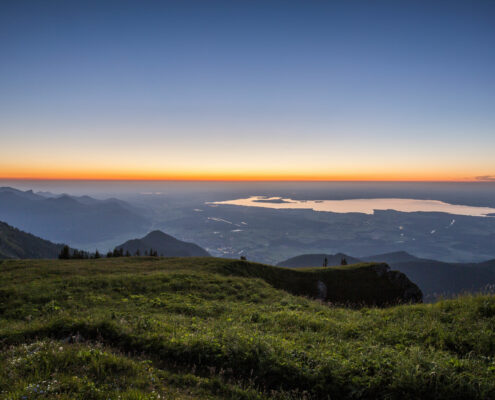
[[209, 196, 495, 217]]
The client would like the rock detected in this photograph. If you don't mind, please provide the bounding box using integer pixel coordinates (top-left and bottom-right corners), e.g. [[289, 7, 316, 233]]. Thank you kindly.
[[386, 270, 423, 303], [316, 280, 327, 300], [369, 264, 390, 277]]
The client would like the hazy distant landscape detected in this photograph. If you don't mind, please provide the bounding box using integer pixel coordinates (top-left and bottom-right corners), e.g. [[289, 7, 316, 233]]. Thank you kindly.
[[4, 181, 494, 263], [1, 181, 494, 263]]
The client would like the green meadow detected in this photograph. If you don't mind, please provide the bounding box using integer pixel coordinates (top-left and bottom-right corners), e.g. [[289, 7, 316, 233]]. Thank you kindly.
[[1, 257, 494, 399]]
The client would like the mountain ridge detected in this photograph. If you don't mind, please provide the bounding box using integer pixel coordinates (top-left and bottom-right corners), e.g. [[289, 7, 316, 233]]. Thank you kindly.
[[277, 252, 362, 268]]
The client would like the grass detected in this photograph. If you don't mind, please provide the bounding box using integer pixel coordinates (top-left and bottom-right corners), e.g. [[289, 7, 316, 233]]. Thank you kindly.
[[0, 257, 494, 399]]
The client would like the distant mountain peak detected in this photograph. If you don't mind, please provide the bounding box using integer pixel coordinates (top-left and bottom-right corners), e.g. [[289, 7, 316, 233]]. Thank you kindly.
[[116, 230, 209, 257], [389, 251, 413, 257], [48, 194, 81, 206], [144, 230, 172, 239]]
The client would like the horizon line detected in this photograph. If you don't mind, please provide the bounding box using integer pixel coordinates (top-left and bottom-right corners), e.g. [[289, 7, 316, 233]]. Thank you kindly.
[[0, 177, 491, 183]]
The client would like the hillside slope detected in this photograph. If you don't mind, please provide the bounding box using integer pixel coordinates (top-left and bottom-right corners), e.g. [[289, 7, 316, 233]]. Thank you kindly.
[[2, 258, 491, 399], [0, 220, 64, 259], [116, 230, 210, 257]]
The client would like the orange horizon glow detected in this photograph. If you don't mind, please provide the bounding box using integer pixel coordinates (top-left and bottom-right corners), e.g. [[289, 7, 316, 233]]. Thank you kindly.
[[1, 160, 490, 183], [0, 171, 486, 183]]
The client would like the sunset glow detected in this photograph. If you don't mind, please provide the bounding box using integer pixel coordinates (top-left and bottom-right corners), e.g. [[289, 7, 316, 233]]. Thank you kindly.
[[0, 172, 488, 182], [1, 1, 494, 183], [0, 162, 490, 182]]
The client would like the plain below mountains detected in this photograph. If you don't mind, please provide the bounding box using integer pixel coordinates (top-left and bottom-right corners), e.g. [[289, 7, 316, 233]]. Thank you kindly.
[[278, 251, 495, 300], [0, 187, 150, 245], [115, 230, 210, 257], [0, 220, 64, 259]]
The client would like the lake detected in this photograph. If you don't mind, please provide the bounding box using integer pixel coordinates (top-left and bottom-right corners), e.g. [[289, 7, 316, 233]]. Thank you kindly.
[[209, 196, 495, 217]]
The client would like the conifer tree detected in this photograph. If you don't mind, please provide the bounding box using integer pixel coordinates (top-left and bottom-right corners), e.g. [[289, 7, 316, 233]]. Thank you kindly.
[[58, 245, 70, 259]]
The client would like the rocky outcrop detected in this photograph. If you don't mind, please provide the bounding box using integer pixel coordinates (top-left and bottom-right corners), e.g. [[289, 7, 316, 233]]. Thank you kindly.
[[300, 263, 423, 306], [367, 264, 422, 303], [385, 270, 423, 303], [224, 260, 423, 306], [316, 280, 328, 300]]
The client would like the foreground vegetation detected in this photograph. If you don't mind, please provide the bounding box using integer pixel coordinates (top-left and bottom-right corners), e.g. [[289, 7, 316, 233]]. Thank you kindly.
[[1, 257, 494, 399]]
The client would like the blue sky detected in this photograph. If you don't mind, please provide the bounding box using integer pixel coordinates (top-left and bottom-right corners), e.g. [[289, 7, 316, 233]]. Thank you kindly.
[[1, 1, 494, 180]]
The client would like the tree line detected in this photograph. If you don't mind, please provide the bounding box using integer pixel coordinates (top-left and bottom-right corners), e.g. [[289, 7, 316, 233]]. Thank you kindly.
[[58, 245, 162, 259]]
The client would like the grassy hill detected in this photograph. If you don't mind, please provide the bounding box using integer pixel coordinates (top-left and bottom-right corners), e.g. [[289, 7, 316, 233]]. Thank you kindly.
[[1, 257, 494, 399]]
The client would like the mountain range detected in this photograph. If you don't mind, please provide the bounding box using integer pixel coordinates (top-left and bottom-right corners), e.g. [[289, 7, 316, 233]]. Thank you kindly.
[[0, 187, 150, 245]]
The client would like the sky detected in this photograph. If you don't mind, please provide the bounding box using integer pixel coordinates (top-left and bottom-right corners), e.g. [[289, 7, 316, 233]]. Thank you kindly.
[[1, 0, 494, 181]]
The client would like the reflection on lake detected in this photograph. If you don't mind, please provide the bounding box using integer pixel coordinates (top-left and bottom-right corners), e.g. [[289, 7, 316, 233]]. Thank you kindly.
[[208, 196, 495, 217]]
